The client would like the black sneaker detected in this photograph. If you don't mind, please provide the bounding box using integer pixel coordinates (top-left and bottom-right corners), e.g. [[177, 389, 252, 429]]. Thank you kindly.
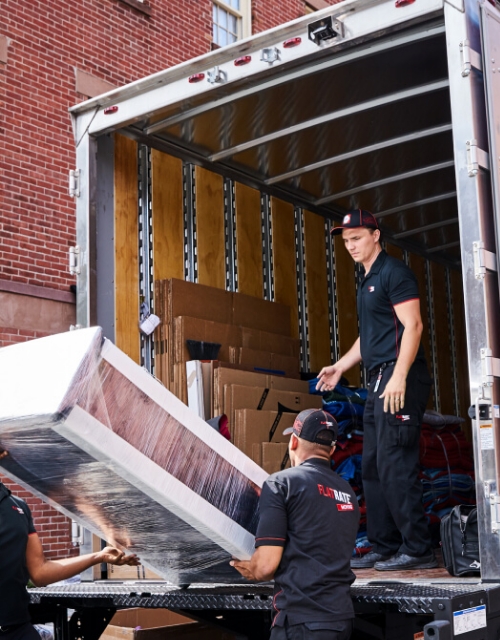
[[375, 551, 438, 571], [351, 551, 395, 569]]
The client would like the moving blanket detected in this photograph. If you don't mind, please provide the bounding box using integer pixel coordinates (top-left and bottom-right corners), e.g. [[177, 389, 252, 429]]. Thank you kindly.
[[0, 327, 268, 585]]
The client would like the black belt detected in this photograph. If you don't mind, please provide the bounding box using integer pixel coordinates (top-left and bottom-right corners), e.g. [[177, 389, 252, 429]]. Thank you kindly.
[[0, 625, 25, 634], [369, 360, 397, 376]]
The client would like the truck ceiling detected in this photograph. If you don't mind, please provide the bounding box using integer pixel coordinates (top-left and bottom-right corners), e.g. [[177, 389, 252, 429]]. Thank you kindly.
[[71, 0, 462, 265]]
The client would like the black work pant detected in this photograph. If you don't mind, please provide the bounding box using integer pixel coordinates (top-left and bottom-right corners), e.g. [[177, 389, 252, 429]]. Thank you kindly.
[[0, 625, 41, 640], [270, 619, 353, 640], [362, 361, 432, 557]]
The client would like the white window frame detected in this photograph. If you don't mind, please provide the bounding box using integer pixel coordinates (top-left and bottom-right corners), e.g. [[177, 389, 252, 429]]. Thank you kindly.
[[212, 0, 252, 47]]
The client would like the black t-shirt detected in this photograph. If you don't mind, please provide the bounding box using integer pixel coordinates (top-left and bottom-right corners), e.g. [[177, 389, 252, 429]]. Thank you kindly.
[[357, 250, 426, 372], [0, 482, 36, 625], [255, 458, 359, 627]]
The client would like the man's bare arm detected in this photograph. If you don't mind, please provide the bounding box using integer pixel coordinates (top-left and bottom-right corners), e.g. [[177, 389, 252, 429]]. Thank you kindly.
[[230, 546, 284, 582], [316, 338, 362, 392], [380, 299, 423, 414]]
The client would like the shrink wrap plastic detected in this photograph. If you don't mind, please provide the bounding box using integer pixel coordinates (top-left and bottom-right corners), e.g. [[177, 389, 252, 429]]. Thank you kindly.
[[0, 327, 268, 584]]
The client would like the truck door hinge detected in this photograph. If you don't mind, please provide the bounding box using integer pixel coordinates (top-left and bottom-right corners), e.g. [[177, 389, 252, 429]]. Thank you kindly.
[[473, 241, 497, 279], [69, 169, 80, 197], [467, 140, 490, 176], [460, 40, 482, 77], [69, 245, 81, 276], [207, 66, 227, 84], [481, 347, 500, 386], [260, 47, 281, 65]]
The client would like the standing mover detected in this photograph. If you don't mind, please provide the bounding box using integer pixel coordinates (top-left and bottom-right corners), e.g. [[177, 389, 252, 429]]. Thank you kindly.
[[231, 409, 360, 640], [0, 452, 140, 640], [317, 210, 435, 571]]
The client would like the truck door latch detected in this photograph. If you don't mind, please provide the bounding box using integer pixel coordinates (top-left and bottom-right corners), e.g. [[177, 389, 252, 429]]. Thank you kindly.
[[473, 241, 497, 279]]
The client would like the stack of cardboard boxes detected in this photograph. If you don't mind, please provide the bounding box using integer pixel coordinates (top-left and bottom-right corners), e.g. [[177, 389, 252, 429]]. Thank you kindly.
[[154, 280, 322, 474]]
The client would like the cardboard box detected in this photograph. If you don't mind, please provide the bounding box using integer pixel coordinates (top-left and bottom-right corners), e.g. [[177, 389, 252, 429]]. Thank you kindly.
[[233, 409, 295, 456], [241, 327, 300, 358], [261, 443, 291, 474], [251, 443, 262, 467], [213, 365, 310, 417], [169, 279, 233, 326], [230, 347, 300, 378], [101, 609, 238, 640], [232, 291, 291, 336], [224, 385, 322, 431], [174, 316, 241, 364], [107, 563, 162, 581]]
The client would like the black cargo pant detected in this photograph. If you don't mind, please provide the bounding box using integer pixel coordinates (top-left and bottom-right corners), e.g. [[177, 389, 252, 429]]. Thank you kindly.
[[0, 625, 41, 640], [270, 619, 353, 640], [362, 360, 432, 557]]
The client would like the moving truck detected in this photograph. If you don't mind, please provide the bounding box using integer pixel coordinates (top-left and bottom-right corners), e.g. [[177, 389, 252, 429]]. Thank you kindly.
[[57, 0, 500, 636]]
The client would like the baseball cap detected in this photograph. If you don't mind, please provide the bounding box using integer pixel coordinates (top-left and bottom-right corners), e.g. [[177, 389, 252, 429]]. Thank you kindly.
[[330, 209, 379, 236], [283, 409, 338, 446]]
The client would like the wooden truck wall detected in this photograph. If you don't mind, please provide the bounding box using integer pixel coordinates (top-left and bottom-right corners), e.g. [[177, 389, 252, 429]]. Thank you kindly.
[[112, 134, 470, 426]]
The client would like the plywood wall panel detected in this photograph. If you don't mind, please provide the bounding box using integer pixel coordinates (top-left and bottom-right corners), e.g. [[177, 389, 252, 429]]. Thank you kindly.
[[235, 183, 263, 298], [451, 269, 471, 429], [304, 211, 330, 373], [114, 134, 140, 363], [385, 242, 404, 260], [151, 150, 184, 282], [407, 253, 432, 369], [333, 236, 360, 386], [431, 262, 454, 415], [195, 167, 225, 289], [271, 198, 299, 340]]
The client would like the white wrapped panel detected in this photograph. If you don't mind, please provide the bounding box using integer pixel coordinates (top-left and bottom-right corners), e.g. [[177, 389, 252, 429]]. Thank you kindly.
[[0, 328, 268, 585]]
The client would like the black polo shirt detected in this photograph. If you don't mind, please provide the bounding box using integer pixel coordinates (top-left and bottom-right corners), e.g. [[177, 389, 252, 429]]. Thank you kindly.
[[357, 250, 426, 372], [0, 482, 36, 625], [255, 458, 359, 627]]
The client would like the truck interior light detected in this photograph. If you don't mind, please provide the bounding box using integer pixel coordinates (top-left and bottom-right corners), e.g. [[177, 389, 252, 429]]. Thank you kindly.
[[234, 55, 252, 66], [103, 105, 118, 114], [283, 37, 302, 48], [188, 73, 205, 83]]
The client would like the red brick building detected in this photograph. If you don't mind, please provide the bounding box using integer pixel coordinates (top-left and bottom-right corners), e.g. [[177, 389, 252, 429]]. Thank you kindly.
[[0, 0, 340, 559]]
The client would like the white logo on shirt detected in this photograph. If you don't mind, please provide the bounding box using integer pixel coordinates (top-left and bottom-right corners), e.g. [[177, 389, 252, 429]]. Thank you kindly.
[[368, 286, 375, 292]]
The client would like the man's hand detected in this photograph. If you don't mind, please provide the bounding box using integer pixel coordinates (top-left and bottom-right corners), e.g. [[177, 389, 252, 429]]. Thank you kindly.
[[380, 372, 406, 414], [316, 365, 343, 393], [230, 559, 257, 581], [0, 449, 8, 460], [99, 546, 141, 567]]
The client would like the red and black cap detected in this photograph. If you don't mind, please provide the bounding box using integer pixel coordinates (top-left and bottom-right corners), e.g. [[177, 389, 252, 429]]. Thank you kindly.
[[330, 209, 379, 236], [283, 408, 338, 446]]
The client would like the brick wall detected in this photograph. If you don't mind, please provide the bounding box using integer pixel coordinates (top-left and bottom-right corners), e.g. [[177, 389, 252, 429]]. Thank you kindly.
[[0, 474, 78, 560], [0, 0, 341, 562]]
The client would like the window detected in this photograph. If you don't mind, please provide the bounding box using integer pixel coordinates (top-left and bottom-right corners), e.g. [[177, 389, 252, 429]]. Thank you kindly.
[[213, 0, 251, 47]]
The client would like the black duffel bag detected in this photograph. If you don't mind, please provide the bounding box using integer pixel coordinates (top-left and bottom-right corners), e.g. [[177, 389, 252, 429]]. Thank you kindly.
[[441, 505, 480, 576]]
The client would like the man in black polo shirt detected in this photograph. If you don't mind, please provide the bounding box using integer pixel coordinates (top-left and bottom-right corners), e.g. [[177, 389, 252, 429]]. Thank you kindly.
[[231, 409, 359, 640], [0, 451, 140, 639], [316, 209, 435, 571]]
